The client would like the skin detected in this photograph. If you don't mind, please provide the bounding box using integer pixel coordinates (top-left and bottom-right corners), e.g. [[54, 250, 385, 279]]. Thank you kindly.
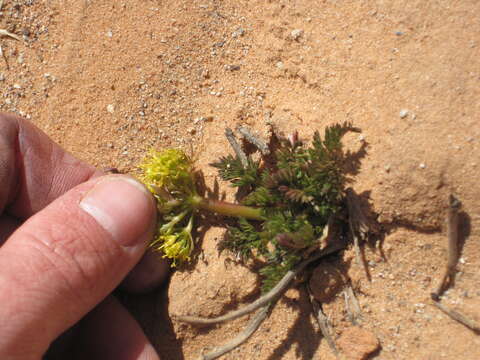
[[0, 113, 169, 360]]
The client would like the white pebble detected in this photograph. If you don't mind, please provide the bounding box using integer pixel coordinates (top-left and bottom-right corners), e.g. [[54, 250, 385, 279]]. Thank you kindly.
[[399, 109, 409, 118], [419, 163, 426, 169], [107, 104, 115, 114], [290, 29, 304, 41]]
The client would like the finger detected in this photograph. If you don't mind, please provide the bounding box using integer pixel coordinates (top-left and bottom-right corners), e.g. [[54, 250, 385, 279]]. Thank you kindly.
[[121, 250, 171, 293], [0, 175, 156, 359], [0, 113, 101, 219], [70, 296, 160, 360]]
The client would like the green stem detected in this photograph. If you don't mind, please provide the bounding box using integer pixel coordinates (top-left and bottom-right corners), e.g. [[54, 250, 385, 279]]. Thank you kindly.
[[192, 196, 264, 220]]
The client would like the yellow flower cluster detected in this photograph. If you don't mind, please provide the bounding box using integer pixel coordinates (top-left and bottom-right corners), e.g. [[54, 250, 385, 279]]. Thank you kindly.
[[139, 149, 197, 266]]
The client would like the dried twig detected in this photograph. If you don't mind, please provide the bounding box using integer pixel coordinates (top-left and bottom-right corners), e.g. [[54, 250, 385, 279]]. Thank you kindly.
[[225, 127, 248, 167], [197, 304, 271, 360], [431, 194, 461, 300], [175, 237, 346, 325], [432, 301, 480, 333], [0, 29, 21, 41], [237, 125, 270, 155], [307, 284, 339, 357], [344, 284, 362, 325]]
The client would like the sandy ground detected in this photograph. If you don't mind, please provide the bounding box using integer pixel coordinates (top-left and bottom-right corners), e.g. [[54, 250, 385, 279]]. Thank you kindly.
[[1, 0, 480, 359]]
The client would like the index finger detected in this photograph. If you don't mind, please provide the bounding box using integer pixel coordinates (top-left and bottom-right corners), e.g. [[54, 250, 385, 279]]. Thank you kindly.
[[0, 113, 101, 219]]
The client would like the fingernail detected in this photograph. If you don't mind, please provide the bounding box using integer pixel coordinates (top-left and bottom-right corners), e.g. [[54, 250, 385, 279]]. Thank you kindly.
[[79, 176, 155, 247]]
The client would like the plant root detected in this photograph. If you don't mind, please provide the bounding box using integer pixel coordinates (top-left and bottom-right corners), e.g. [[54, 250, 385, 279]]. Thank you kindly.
[[344, 284, 362, 325], [197, 304, 271, 360], [0, 29, 21, 41], [432, 301, 480, 333], [307, 284, 339, 357], [175, 237, 346, 325]]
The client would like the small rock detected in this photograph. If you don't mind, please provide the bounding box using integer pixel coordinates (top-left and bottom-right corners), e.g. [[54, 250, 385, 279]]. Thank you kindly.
[[0, 73, 5, 81], [337, 327, 380, 360], [309, 263, 344, 303], [13, 84, 21, 89], [275, 61, 284, 69], [290, 29, 304, 41], [232, 28, 245, 38], [395, 31, 404, 36], [419, 163, 426, 169], [106, 30, 113, 38], [225, 64, 240, 71], [399, 109, 409, 118], [106, 104, 115, 114], [384, 164, 391, 173], [358, 134, 365, 142]]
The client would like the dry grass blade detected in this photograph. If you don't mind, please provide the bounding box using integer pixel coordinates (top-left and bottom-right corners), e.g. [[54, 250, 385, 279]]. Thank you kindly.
[[0, 29, 21, 41], [175, 237, 346, 325], [197, 304, 271, 360]]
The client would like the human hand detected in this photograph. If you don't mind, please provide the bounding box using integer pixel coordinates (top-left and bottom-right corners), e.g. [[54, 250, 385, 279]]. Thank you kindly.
[[0, 114, 166, 360]]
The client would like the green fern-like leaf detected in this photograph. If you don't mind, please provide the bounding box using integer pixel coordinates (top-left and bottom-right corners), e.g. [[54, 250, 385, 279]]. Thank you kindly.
[[211, 155, 260, 187]]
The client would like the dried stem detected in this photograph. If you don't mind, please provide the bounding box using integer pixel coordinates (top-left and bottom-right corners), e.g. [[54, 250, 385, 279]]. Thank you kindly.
[[175, 237, 346, 325], [197, 304, 271, 360], [225, 127, 248, 167], [432, 301, 480, 333], [431, 194, 461, 300], [237, 125, 270, 155], [307, 284, 339, 357]]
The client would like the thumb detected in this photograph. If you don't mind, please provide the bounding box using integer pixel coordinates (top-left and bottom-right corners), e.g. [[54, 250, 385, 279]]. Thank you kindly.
[[0, 175, 156, 359]]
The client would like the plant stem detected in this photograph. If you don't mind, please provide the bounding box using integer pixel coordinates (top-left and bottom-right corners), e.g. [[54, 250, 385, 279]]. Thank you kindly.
[[192, 196, 264, 220]]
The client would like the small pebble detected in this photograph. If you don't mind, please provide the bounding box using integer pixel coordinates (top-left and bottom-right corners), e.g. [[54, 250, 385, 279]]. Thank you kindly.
[[358, 134, 365, 142], [384, 164, 391, 173], [290, 29, 304, 41], [232, 28, 245, 38], [225, 64, 240, 71], [107, 104, 115, 114], [0, 73, 5, 81], [399, 109, 409, 118], [419, 163, 426, 169], [13, 84, 22, 89], [395, 31, 404, 36], [106, 30, 113, 38]]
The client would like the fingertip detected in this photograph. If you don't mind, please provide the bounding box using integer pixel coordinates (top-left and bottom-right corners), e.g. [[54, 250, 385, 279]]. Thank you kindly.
[[79, 175, 156, 249]]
